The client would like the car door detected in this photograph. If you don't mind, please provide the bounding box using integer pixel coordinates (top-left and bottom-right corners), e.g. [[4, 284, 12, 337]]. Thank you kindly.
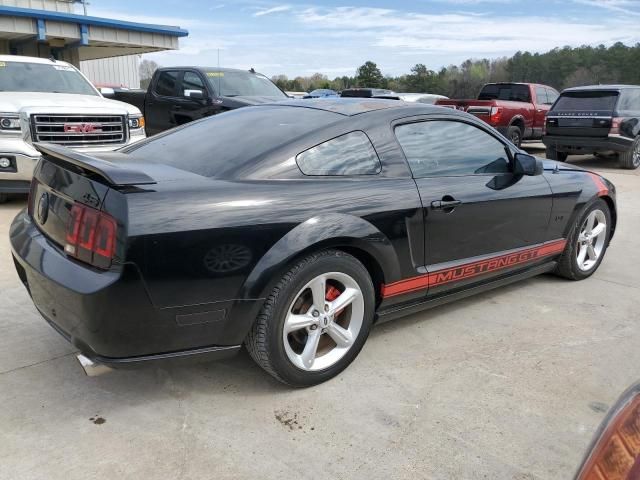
[[146, 70, 181, 135], [394, 117, 554, 297], [533, 86, 550, 138], [172, 70, 222, 127]]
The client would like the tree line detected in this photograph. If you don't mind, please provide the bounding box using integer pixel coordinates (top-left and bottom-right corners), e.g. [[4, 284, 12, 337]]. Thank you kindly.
[[271, 42, 640, 98]]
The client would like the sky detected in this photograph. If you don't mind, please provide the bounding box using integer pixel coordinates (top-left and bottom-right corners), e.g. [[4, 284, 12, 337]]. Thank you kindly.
[[84, 0, 640, 79]]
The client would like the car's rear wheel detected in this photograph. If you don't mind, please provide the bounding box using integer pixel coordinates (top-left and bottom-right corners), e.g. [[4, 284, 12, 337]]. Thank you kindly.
[[507, 126, 523, 148], [545, 146, 568, 162], [618, 137, 640, 169], [555, 199, 611, 280], [245, 250, 375, 387]]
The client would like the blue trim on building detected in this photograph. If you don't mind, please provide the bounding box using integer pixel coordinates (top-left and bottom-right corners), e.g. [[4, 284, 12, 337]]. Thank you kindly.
[[0, 5, 189, 37], [36, 18, 46, 41], [80, 24, 89, 46]]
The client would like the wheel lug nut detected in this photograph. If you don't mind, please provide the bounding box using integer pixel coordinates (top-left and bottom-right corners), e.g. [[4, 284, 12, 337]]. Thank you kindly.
[[324, 304, 329, 312], [310, 325, 318, 330], [312, 311, 319, 317]]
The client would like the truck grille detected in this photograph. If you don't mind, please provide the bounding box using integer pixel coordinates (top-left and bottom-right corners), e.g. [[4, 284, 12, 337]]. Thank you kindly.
[[31, 114, 126, 146]]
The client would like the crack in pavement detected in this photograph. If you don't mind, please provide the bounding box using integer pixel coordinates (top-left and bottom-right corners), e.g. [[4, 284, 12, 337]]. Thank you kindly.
[[0, 351, 76, 376]]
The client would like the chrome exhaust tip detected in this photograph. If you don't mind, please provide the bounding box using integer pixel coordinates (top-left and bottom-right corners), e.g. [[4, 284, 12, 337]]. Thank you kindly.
[[76, 354, 112, 377]]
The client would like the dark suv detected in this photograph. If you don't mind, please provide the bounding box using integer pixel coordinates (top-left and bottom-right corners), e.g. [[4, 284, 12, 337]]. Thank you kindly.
[[543, 85, 640, 169]]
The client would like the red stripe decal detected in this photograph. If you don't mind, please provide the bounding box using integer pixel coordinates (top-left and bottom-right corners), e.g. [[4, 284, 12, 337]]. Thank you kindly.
[[588, 173, 608, 197], [381, 239, 567, 298]]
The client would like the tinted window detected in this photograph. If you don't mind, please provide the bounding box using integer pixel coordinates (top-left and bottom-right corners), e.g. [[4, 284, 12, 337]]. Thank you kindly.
[[154, 71, 179, 96], [182, 71, 205, 95], [553, 91, 619, 111], [617, 89, 640, 111], [546, 89, 559, 104], [395, 121, 510, 177], [478, 84, 531, 102], [122, 106, 340, 178], [535, 87, 548, 104], [296, 131, 381, 176]]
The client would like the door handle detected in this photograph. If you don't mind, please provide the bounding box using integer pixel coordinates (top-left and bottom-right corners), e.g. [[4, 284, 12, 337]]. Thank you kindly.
[[431, 198, 462, 210]]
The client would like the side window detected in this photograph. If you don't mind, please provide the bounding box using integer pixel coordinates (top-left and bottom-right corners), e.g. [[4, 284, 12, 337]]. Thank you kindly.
[[546, 88, 559, 105], [154, 71, 179, 97], [617, 89, 640, 111], [395, 121, 511, 177], [296, 131, 381, 176], [535, 87, 548, 105], [182, 71, 206, 96]]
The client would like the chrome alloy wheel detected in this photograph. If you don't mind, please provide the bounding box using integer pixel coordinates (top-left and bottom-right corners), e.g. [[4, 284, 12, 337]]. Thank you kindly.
[[576, 209, 607, 272], [633, 141, 640, 168], [282, 272, 364, 371]]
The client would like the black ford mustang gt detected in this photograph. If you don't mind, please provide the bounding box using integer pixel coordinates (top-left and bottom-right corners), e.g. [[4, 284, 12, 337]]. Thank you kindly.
[[10, 99, 616, 386]]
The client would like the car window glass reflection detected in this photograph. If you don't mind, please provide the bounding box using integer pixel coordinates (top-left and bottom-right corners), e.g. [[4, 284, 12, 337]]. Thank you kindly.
[[395, 121, 510, 177], [296, 131, 381, 176]]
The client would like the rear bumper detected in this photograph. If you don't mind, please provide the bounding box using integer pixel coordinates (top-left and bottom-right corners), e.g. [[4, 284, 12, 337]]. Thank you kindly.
[[542, 134, 634, 153], [10, 210, 245, 367]]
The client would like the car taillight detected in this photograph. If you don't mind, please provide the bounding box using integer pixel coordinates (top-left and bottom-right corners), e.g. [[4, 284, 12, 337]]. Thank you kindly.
[[610, 117, 623, 135], [576, 386, 640, 480], [65, 203, 118, 269], [489, 106, 502, 125]]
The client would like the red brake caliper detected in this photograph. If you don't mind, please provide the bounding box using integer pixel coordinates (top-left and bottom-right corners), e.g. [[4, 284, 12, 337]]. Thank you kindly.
[[325, 285, 344, 316]]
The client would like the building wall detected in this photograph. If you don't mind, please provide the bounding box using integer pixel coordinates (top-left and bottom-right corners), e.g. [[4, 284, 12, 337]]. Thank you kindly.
[[0, 0, 74, 13], [80, 55, 141, 88]]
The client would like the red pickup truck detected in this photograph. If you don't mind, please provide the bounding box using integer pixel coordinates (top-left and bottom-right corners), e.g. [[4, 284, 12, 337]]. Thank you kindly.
[[435, 83, 559, 147]]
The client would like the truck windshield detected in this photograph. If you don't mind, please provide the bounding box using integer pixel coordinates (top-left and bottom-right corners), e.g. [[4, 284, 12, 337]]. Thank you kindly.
[[478, 84, 531, 102], [204, 70, 286, 98], [0, 61, 98, 96]]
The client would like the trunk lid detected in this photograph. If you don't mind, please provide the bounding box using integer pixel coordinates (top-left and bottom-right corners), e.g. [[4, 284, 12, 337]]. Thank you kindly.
[[546, 90, 619, 137]]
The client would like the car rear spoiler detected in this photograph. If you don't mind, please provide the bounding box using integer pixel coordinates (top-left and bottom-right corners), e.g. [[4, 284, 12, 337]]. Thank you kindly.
[[34, 142, 156, 186]]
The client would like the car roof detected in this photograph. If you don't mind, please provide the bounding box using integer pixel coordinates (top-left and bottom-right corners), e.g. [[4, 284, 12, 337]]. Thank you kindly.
[[260, 98, 439, 116], [158, 66, 262, 75], [563, 84, 640, 92]]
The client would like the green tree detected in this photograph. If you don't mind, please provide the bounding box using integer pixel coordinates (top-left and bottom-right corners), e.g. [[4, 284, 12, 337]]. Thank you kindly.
[[355, 61, 383, 87]]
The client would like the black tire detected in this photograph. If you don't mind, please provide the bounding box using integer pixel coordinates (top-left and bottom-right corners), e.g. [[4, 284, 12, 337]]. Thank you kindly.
[[545, 146, 568, 162], [555, 199, 611, 280], [245, 249, 375, 387], [507, 125, 523, 148], [617, 137, 640, 169]]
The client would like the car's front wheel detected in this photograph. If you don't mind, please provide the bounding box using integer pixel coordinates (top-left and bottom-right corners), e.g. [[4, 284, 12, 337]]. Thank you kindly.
[[555, 199, 611, 280], [246, 250, 375, 387]]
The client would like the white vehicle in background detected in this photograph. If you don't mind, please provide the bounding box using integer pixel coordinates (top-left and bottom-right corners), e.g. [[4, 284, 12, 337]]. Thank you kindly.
[[0, 55, 146, 202], [398, 93, 449, 104], [285, 91, 308, 99]]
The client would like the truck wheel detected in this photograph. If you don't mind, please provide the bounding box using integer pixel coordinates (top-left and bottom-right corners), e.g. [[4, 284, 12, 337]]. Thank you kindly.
[[245, 249, 375, 387], [618, 138, 640, 169], [0, 193, 8, 204], [545, 146, 568, 162], [507, 126, 523, 148]]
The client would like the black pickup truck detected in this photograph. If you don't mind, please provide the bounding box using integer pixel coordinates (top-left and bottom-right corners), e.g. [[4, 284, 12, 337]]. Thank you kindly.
[[103, 67, 288, 136]]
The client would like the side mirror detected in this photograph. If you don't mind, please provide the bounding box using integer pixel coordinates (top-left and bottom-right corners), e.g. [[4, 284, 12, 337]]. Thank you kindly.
[[184, 89, 205, 100], [514, 153, 543, 176]]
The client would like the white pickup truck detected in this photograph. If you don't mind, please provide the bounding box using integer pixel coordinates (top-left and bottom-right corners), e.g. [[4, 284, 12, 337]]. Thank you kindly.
[[0, 55, 146, 202]]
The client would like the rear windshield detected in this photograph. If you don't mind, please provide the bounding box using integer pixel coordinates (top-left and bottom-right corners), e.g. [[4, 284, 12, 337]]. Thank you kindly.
[[478, 84, 531, 102], [122, 106, 339, 178], [553, 91, 619, 111]]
